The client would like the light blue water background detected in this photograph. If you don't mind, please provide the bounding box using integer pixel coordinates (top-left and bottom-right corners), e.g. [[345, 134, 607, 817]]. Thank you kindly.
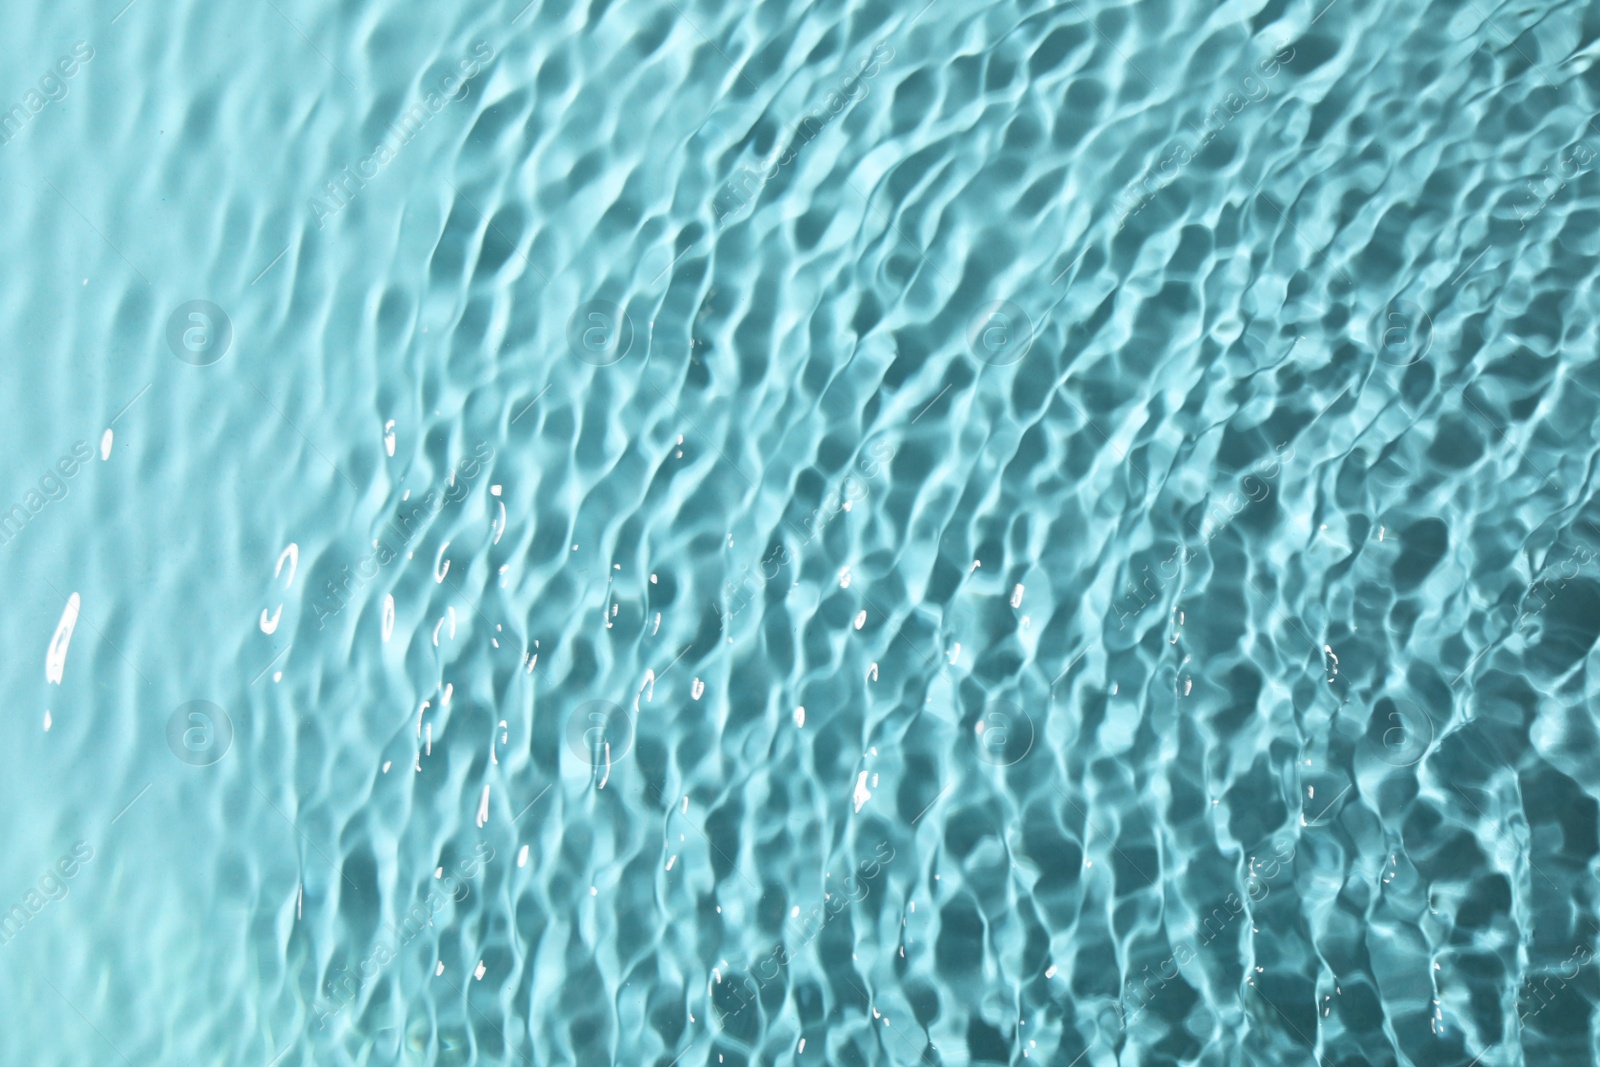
[[3, 0, 1600, 1064]]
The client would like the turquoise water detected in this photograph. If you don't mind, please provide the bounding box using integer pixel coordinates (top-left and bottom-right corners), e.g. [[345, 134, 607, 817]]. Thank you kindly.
[[4, 0, 1600, 1063]]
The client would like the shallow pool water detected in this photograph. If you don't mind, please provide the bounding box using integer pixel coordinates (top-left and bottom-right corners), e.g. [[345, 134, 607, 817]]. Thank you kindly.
[[4, 0, 1600, 1064]]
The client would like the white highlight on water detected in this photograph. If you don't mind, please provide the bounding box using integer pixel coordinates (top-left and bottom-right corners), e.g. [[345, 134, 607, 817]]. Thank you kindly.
[[853, 771, 872, 812], [260, 543, 299, 633], [46, 594, 80, 685]]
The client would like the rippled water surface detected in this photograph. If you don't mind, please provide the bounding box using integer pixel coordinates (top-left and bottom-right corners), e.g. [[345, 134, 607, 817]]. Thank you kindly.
[[6, 0, 1600, 1064]]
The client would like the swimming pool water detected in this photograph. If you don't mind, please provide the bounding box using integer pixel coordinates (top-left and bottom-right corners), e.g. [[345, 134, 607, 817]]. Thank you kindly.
[[4, 0, 1600, 1064]]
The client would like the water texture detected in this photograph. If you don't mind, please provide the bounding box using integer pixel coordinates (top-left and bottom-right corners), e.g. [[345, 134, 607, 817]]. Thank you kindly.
[[3, 0, 1600, 1064]]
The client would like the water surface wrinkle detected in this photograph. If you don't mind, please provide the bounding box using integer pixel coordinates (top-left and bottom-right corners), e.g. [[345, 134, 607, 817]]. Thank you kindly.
[[2, 0, 1600, 1064]]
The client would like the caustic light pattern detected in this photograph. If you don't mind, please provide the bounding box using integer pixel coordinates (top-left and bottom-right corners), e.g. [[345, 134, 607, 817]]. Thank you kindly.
[[3, 0, 1600, 1066]]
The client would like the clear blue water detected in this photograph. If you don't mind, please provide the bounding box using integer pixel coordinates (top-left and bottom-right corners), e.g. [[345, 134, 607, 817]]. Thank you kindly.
[[4, 0, 1600, 1064]]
